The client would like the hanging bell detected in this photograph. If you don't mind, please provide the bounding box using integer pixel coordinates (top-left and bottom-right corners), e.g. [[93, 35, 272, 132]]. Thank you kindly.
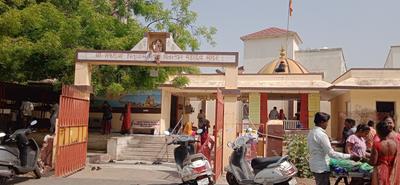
[[150, 69, 159, 77]]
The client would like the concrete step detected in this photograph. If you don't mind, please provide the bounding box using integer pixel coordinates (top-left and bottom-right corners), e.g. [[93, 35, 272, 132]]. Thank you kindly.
[[127, 143, 169, 148], [128, 139, 168, 144], [118, 154, 175, 162], [129, 135, 170, 142], [120, 150, 168, 156], [122, 147, 176, 153]]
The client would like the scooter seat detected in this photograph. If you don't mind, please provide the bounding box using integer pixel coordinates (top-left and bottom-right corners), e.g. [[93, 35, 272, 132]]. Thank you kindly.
[[0, 146, 19, 157], [251, 156, 282, 170]]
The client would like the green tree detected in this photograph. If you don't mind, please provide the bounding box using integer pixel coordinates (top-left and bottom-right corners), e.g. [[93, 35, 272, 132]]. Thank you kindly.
[[0, 0, 214, 96]]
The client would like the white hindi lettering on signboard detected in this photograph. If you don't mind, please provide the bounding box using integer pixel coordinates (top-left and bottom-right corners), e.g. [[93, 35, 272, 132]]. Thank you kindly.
[[77, 51, 237, 64]]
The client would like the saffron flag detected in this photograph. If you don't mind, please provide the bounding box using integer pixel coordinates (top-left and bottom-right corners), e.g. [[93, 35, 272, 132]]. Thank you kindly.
[[289, 0, 293, 16]]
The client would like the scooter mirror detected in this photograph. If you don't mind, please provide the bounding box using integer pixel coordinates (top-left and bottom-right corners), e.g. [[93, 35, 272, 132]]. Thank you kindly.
[[245, 128, 253, 133], [196, 129, 203, 134], [164, 131, 170, 136], [30, 120, 38, 126], [0, 133, 5, 138]]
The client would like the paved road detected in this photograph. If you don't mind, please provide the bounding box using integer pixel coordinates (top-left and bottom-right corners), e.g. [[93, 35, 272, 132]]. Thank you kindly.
[[5, 161, 228, 185]]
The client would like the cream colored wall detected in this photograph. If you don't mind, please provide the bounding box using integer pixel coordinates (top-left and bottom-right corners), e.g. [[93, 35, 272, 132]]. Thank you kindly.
[[350, 90, 400, 128], [89, 112, 161, 132], [331, 89, 400, 139], [330, 93, 351, 140], [320, 101, 331, 136]]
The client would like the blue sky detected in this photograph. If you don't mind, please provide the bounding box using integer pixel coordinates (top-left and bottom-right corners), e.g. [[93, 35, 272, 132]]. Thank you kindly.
[[180, 0, 400, 68]]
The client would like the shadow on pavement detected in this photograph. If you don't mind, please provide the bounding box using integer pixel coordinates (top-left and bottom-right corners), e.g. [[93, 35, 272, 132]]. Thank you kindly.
[[5, 176, 34, 185], [158, 170, 180, 179]]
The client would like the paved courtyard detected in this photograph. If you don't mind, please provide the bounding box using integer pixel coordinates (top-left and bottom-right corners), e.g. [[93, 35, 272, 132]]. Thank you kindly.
[[4, 160, 347, 185], [4, 160, 227, 185]]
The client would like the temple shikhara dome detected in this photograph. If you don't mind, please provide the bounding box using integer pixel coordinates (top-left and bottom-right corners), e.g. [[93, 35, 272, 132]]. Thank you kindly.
[[258, 48, 309, 74]]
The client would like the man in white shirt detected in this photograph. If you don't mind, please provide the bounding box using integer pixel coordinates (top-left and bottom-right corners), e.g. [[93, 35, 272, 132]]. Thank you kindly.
[[307, 112, 359, 185]]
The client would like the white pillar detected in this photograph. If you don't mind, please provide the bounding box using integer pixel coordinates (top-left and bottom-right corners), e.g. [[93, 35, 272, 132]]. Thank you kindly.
[[222, 66, 239, 168], [74, 62, 91, 86], [160, 89, 171, 134]]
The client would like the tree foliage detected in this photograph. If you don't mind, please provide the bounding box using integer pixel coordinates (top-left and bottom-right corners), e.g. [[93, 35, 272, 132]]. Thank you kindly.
[[0, 0, 215, 96]]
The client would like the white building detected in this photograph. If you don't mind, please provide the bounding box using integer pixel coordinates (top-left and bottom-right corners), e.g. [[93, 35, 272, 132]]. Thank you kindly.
[[242, 27, 347, 83], [296, 48, 346, 82], [384, 45, 400, 68]]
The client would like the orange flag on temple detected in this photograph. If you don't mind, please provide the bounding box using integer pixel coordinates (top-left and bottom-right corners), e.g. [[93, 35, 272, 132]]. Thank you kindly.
[[289, 0, 293, 16]]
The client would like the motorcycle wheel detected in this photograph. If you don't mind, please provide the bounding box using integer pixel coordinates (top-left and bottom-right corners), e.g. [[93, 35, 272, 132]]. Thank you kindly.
[[226, 172, 239, 185], [207, 176, 214, 185], [0, 177, 7, 185], [33, 166, 42, 179]]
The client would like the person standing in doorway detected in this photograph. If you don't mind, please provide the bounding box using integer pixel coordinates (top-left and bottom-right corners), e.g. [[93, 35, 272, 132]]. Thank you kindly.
[[278, 109, 286, 120], [308, 112, 360, 185], [197, 109, 205, 129], [102, 101, 112, 135], [269, 107, 279, 120]]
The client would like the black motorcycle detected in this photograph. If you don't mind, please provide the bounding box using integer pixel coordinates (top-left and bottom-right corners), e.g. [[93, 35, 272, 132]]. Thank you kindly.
[[0, 120, 42, 184]]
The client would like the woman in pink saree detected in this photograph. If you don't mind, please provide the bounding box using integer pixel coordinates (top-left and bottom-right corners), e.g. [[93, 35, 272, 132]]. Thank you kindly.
[[370, 118, 400, 185]]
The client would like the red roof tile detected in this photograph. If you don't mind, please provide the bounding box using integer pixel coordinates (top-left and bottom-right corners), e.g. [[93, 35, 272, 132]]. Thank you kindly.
[[240, 27, 299, 41]]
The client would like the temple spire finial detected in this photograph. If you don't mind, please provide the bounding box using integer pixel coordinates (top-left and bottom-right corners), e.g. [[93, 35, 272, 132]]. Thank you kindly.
[[280, 47, 286, 58]]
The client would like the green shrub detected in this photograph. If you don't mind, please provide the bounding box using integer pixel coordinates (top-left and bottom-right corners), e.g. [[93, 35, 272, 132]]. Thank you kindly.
[[285, 134, 312, 178], [172, 76, 189, 88]]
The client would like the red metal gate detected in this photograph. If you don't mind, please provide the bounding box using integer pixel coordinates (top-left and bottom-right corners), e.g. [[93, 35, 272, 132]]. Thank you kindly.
[[55, 85, 90, 176], [214, 88, 224, 180]]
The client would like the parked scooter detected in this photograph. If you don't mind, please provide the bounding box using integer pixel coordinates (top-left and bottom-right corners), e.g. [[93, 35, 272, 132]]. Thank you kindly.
[[225, 129, 298, 185], [165, 129, 214, 185], [0, 120, 43, 185]]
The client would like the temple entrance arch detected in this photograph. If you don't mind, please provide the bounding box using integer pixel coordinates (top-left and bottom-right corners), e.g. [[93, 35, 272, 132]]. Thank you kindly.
[[55, 32, 239, 178]]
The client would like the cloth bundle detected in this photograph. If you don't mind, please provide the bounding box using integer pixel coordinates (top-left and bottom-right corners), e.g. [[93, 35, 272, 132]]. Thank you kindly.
[[329, 159, 373, 174]]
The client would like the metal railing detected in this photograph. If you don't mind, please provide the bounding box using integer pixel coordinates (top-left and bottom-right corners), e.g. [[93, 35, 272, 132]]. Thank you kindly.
[[283, 120, 304, 130]]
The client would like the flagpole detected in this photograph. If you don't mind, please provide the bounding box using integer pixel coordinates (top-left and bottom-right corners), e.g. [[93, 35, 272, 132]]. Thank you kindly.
[[285, 0, 291, 53]]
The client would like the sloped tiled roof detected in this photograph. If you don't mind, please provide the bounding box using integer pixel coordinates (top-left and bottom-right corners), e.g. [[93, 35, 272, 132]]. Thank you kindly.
[[240, 27, 302, 43]]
